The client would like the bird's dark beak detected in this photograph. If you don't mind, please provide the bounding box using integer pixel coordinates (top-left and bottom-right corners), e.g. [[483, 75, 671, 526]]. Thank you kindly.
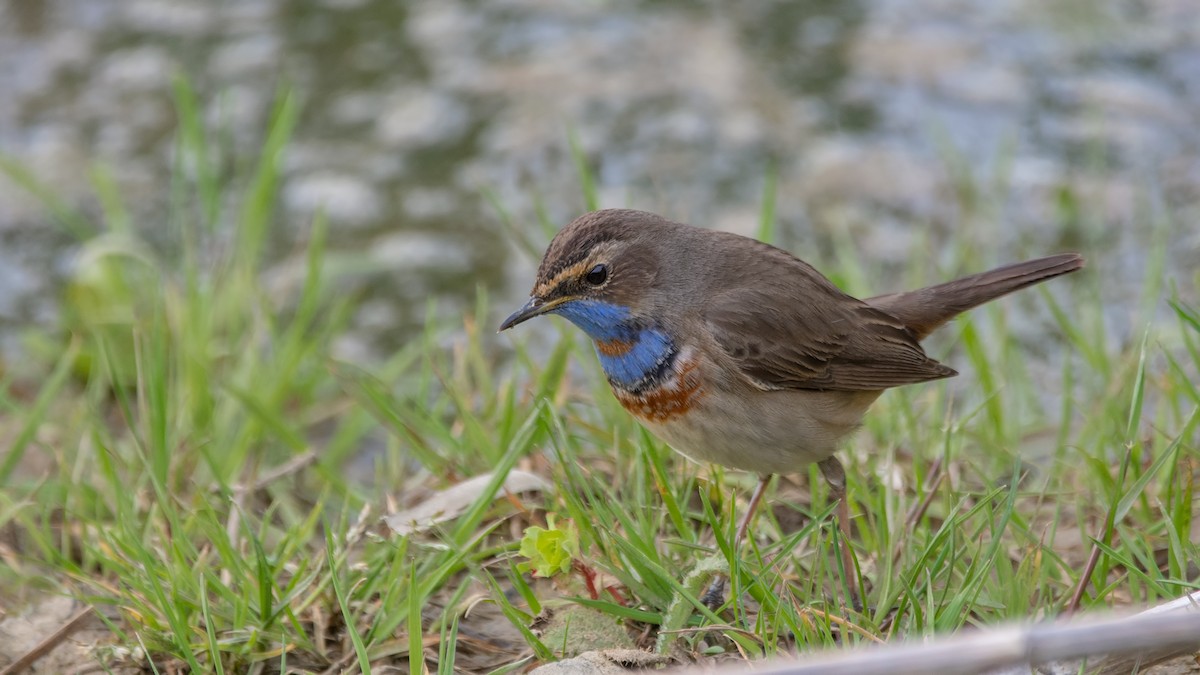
[[498, 296, 559, 332]]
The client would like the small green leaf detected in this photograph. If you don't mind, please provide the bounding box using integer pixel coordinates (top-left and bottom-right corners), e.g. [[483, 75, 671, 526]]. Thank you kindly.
[[517, 517, 580, 578]]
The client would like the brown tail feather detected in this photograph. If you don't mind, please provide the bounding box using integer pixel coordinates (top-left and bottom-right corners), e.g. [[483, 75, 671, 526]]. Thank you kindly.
[[866, 253, 1085, 340]]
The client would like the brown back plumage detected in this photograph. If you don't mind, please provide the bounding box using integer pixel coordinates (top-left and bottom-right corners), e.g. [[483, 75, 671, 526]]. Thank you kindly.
[[702, 273, 959, 392]]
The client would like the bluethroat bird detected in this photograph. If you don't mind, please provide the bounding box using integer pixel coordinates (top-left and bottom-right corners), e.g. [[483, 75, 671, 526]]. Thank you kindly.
[[499, 208, 1083, 606]]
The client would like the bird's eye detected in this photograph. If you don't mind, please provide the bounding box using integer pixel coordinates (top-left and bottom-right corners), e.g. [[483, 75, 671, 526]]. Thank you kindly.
[[585, 264, 608, 286]]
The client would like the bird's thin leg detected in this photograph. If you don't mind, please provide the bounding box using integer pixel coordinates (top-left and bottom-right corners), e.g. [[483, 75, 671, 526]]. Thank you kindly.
[[818, 456, 861, 611], [701, 474, 772, 609], [735, 474, 772, 547]]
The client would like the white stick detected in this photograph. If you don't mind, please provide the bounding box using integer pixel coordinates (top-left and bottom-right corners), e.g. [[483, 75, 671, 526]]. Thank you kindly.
[[704, 591, 1200, 675]]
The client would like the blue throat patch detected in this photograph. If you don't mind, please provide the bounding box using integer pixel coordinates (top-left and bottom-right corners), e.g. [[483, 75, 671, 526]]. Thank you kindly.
[[551, 299, 677, 390]]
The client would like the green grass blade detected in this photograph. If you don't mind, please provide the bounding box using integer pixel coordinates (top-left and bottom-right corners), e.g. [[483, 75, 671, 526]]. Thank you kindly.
[[200, 575, 227, 675], [327, 528, 372, 674], [0, 339, 80, 485]]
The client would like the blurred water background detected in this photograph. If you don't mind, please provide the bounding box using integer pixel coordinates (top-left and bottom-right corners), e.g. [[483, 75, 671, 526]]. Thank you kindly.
[[1, 0, 1197, 362]]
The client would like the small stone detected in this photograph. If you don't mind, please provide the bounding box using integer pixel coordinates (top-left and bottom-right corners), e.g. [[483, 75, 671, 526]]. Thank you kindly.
[[118, 0, 217, 35], [95, 46, 175, 91], [534, 606, 636, 658], [376, 89, 469, 147], [852, 26, 977, 84], [369, 231, 470, 271], [940, 65, 1026, 106], [800, 140, 940, 214], [528, 649, 668, 675], [210, 35, 282, 81], [401, 188, 456, 219], [1075, 75, 1185, 123], [330, 91, 385, 127], [284, 173, 382, 228]]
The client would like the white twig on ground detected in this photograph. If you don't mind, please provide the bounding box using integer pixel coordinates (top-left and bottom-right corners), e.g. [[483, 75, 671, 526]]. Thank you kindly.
[[706, 591, 1200, 675]]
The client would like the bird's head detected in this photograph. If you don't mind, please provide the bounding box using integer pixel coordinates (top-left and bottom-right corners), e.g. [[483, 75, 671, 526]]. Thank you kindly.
[[498, 209, 667, 340]]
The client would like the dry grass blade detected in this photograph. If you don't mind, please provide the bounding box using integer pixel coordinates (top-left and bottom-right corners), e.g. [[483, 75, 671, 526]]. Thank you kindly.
[[891, 456, 944, 568], [0, 606, 95, 675], [384, 470, 551, 536], [238, 448, 320, 495]]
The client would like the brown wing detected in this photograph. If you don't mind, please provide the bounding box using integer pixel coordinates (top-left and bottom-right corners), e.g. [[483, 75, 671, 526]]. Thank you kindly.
[[703, 284, 957, 392]]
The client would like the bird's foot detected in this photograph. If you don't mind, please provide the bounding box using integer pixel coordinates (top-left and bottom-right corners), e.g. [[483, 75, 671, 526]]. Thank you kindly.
[[700, 575, 726, 610]]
